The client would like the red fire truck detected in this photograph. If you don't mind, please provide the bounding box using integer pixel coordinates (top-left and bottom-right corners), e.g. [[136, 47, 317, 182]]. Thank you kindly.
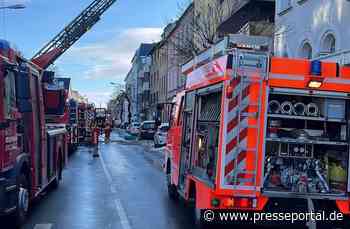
[[165, 35, 350, 228], [0, 0, 116, 225], [0, 40, 68, 225], [67, 98, 79, 153]]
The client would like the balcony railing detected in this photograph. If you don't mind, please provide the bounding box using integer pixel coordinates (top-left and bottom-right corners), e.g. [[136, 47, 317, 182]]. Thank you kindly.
[[313, 49, 350, 65]]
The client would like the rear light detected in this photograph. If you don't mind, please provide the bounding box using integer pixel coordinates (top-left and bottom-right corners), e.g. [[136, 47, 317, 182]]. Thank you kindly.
[[222, 197, 255, 209], [223, 198, 235, 208], [238, 198, 251, 208]]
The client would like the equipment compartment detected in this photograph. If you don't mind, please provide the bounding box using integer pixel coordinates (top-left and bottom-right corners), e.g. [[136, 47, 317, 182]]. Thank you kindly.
[[263, 91, 349, 196]]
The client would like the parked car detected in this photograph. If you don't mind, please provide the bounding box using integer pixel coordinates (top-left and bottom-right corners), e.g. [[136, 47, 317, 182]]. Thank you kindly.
[[139, 121, 156, 139], [128, 122, 140, 135], [154, 123, 169, 147], [121, 122, 130, 129]]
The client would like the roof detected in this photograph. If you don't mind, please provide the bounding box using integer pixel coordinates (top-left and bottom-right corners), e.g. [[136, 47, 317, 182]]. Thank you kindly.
[[149, 2, 194, 54], [139, 43, 156, 56], [131, 43, 156, 63]]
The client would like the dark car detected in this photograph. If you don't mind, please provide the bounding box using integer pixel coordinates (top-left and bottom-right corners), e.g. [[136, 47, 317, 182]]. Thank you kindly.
[[139, 121, 156, 140]]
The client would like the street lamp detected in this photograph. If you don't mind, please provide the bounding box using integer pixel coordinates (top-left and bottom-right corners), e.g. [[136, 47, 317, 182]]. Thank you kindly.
[[0, 4, 26, 10]]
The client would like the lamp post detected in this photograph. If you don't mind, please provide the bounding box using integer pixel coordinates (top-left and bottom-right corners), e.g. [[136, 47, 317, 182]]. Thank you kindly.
[[0, 4, 26, 10], [0, 3, 26, 38]]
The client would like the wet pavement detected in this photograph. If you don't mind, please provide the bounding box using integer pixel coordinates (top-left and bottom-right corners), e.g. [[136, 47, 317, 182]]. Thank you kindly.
[[16, 130, 194, 229], [1, 130, 300, 229]]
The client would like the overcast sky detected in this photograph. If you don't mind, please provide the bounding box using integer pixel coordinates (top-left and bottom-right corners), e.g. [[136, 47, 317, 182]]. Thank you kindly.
[[0, 0, 181, 106]]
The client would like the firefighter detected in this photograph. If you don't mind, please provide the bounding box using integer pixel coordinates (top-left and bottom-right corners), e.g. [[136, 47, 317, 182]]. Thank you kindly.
[[91, 121, 100, 157]]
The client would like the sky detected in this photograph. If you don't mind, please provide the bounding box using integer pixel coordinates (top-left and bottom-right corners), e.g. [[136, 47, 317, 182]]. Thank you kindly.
[[0, 0, 183, 107]]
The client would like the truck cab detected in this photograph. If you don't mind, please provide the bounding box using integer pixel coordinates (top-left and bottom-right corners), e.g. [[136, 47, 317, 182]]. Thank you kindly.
[[0, 40, 67, 224], [165, 35, 350, 227]]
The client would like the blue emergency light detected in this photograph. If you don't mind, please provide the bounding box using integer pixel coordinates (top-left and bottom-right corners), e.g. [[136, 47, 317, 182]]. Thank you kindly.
[[311, 60, 322, 76]]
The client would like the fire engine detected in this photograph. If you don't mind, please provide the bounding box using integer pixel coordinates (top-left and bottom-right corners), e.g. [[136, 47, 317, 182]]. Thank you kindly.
[[95, 108, 107, 128], [67, 98, 79, 153], [164, 34, 350, 228], [78, 102, 96, 144], [0, 0, 116, 226]]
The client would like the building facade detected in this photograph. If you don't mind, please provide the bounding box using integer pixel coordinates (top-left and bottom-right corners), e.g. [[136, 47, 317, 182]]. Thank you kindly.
[[274, 0, 350, 64], [194, 0, 275, 51], [125, 43, 155, 122], [166, 3, 194, 104], [150, 3, 194, 123], [149, 41, 169, 122], [125, 68, 137, 122]]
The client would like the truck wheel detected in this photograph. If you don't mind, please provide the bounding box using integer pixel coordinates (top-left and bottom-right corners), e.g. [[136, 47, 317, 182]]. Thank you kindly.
[[166, 174, 178, 200], [194, 207, 206, 229], [340, 215, 350, 229], [14, 174, 30, 227]]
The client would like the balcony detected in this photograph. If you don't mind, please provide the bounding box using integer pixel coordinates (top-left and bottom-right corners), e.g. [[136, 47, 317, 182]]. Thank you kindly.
[[238, 21, 274, 37]]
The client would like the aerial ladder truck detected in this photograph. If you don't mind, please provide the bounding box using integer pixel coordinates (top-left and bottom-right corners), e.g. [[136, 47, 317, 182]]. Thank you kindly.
[[0, 0, 116, 226]]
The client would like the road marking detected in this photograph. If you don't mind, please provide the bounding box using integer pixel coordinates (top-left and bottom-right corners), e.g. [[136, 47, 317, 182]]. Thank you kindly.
[[33, 224, 53, 229], [115, 199, 132, 229], [98, 139, 132, 229], [99, 147, 112, 184]]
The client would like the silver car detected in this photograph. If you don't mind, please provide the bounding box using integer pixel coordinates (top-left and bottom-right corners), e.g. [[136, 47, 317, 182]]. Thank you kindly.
[[154, 123, 169, 148]]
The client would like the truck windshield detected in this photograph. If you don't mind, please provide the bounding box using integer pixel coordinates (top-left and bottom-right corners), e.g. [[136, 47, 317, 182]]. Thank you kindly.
[[3, 70, 16, 118]]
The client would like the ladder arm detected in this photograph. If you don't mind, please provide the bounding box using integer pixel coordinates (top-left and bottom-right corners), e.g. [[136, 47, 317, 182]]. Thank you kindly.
[[31, 0, 117, 69]]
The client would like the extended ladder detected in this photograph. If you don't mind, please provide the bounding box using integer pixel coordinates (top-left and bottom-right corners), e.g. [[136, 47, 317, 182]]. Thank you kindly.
[[32, 0, 117, 69]]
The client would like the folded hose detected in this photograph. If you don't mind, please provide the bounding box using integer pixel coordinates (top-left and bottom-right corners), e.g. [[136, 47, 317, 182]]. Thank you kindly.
[[306, 103, 319, 116], [293, 102, 306, 116], [281, 101, 293, 115], [268, 100, 281, 114]]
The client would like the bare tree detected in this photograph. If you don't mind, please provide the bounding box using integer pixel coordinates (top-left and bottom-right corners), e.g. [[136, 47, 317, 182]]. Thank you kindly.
[[109, 83, 132, 124], [168, 0, 236, 61]]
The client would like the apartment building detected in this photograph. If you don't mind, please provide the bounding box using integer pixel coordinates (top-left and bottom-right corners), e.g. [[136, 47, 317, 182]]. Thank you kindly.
[[125, 43, 155, 122], [150, 3, 194, 122], [194, 0, 275, 50], [274, 0, 350, 64]]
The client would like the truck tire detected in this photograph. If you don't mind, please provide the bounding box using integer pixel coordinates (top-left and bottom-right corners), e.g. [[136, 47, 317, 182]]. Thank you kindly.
[[340, 215, 350, 229], [194, 206, 207, 229], [14, 174, 30, 227], [166, 173, 178, 200]]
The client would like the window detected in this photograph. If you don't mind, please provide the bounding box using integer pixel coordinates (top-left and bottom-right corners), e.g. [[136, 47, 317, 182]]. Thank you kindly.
[[321, 33, 336, 54], [3, 70, 16, 118], [277, 0, 292, 15], [299, 42, 313, 59]]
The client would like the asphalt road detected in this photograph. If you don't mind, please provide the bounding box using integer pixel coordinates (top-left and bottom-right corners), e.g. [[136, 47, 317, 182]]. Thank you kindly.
[[1, 130, 314, 229], [9, 131, 195, 229]]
